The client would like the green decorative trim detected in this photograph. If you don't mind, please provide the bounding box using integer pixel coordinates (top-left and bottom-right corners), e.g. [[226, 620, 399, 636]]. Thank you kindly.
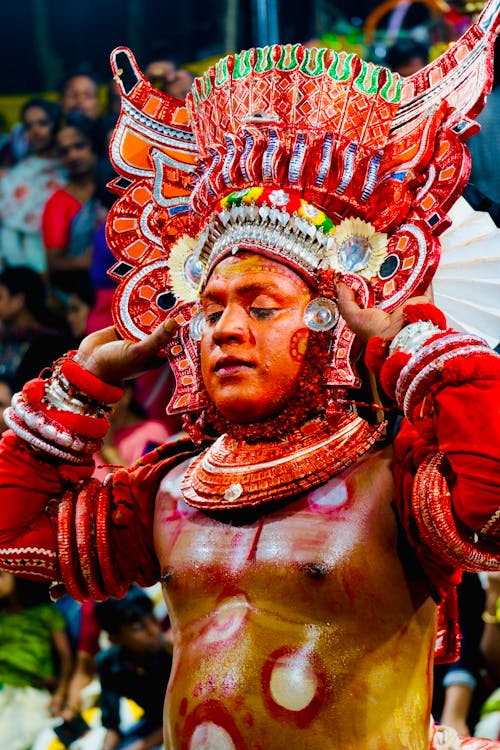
[[380, 71, 402, 104], [300, 48, 328, 77], [254, 46, 275, 73], [355, 61, 382, 95], [215, 56, 230, 87], [277, 44, 301, 71], [199, 72, 212, 100], [233, 49, 253, 80], [327, 51, 356, 82]]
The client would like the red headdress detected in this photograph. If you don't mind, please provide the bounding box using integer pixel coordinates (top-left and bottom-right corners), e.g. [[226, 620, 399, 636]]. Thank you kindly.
[[106, 1, 499, 419]]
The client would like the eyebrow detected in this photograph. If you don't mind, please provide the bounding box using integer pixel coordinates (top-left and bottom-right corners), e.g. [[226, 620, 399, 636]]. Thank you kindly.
[[202, 282, 286, 302]]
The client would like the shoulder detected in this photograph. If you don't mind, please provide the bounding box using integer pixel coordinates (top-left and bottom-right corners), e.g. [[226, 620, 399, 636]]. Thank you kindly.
[[96, 644, 121, 670], [29, 602, 66, 631], [127, 434, 199, 487]]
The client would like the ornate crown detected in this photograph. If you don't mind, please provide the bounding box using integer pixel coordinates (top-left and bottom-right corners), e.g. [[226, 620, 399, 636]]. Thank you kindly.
[[106, 0, 499, 414]]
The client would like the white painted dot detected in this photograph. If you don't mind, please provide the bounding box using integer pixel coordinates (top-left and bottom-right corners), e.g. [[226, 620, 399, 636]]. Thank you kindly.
[[308, 478, 348, 511], [202, 595, 248, 644], [189, 722, 236, 750], [269, 653, 318, 711]]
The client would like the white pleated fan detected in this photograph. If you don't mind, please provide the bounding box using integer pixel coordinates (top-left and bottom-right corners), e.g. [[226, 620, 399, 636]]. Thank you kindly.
[[433, 197, 500, 348]]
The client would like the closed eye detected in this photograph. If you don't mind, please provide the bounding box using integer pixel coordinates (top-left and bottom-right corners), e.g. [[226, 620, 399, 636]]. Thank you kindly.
[[249, 307, 281, 320], [206, 311, 223, 325]]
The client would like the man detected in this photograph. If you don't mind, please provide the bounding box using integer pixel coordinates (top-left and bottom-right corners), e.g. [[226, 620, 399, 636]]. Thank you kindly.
[[0, 8, 499, 750], [60, 73, 101, 121], [144, 58, 194, 100]]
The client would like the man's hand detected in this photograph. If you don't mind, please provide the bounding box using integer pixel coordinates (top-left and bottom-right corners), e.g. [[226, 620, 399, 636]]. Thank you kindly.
[[336, 282, 432, 342], [74, 319, 179, 386]]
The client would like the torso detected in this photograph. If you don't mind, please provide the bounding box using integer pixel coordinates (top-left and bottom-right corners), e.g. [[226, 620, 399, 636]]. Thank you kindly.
[[154, 445, 437, 750]]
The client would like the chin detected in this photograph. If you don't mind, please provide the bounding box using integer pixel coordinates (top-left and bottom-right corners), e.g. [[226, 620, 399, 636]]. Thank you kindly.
[[215, 400, 283, 425]]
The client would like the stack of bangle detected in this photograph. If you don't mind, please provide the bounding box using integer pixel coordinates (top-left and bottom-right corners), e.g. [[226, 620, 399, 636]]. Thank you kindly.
[[365, 302, 495, 422], [4, 352, 124, 463]]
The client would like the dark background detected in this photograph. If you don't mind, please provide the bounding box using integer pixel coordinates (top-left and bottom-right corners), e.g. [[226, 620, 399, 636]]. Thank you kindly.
[[0, 0, 431, 95]]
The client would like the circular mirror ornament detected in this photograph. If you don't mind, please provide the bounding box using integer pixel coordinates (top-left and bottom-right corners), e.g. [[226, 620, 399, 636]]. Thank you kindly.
[[303, 297, 339, 331]]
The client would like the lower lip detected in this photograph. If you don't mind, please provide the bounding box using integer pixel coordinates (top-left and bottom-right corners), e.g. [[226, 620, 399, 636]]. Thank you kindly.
[[216, 364, 251, 376]]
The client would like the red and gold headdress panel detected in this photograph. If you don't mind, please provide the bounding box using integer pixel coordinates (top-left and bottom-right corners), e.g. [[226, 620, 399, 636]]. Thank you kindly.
[[107, 0, 499, 415]]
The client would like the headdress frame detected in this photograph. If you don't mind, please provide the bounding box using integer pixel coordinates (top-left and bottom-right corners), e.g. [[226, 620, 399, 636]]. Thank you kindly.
[[105, 1, 499, 415]]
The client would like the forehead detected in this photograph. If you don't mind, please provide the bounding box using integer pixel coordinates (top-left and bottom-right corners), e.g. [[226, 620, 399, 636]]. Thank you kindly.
[[24, 106, 49, 122], [57, 126, 88, 145], [203, 253, 310, 295], [64, 76, 97, 96]]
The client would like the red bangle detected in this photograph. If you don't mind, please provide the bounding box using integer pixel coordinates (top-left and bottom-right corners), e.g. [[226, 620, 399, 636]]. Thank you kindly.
[[61, 358, 125, 404]]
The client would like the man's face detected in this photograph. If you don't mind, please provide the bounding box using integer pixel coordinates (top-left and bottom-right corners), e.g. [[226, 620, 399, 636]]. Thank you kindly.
[[61, 75, 100, 119], [200, 253, 311, 423], [114, 614, 165, 655]]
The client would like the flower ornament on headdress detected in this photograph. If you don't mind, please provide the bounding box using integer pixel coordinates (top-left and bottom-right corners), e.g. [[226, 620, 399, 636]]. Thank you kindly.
[[106, 0, 500, 417]]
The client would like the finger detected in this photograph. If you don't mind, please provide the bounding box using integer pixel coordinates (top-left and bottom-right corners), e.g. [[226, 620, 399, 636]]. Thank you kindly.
[[336, 282, 365, 330], [124, 318, 179, 371], [77, 326, 120, 353]]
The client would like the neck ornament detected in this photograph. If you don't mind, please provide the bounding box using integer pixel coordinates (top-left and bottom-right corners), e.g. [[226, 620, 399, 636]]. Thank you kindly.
[[181, 412, 385, 510]]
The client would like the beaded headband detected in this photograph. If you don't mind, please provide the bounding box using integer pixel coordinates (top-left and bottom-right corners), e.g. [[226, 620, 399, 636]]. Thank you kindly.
[[106, 0, 499, 413]]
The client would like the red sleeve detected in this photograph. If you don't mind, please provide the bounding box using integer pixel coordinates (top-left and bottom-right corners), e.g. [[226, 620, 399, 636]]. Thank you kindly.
[[42, 189, 81, 251], [78, 601, 100, 656], [392, 354, 500, 596], [0, 430, 93, 582], [431, 377, 500, 530]]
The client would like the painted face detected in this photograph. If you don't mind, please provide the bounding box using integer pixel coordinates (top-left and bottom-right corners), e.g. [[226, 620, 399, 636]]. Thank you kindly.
[[200, 253, 311, 423]]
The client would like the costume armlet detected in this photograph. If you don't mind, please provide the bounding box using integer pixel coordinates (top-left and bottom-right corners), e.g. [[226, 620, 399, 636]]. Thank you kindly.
[[56, 474, 137, 601], [364, 302, 498, 420], [412, 451, 499, 572], [3, 353, 125, 464]]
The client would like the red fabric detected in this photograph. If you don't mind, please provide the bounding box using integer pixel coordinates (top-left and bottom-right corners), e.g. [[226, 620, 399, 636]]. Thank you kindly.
[[403, 303, 447, 329], [42, 188, 81, 250], [78, 600, 100, 656], [364, 336, 389, 376], [380, 350, 411, 399], [61, 358, 125, 403], [0, 349, 498, 596]]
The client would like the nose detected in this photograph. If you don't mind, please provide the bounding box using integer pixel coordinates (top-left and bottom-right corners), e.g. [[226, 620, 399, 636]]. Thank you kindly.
[[212, 304, 251, 345]]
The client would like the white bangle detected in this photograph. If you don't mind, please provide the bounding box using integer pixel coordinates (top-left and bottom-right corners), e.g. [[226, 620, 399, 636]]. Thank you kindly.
[[389, 321, 442, 356]]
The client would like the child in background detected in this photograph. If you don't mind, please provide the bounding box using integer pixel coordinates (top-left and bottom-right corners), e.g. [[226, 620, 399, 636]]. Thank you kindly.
[[95, 586, 172, 750], [0, 572, 73, 750]]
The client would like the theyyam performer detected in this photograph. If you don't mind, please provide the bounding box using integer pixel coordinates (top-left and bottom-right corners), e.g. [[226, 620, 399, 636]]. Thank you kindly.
[[0, 2, 500, 748]]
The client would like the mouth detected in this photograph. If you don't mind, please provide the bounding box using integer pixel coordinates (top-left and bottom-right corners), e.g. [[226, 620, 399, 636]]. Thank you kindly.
[[214, 356, 255, 375]]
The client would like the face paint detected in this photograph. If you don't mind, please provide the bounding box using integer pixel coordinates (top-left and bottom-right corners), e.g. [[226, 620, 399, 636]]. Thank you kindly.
[[200, 253, 311, 423]]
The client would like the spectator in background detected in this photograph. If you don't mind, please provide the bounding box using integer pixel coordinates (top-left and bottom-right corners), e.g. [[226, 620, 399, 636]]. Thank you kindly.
[[42, 113, 99, 294], [63, 269, 96, 340], [94, 587, 171, 750], [0, 98, 64, 274], [0, 266, 73, 430], [0, 573, 73, 750], [385, 38, 429, 76], [144, 58, 194, 100], [468, 38, 500, 205], [60, 73, 102, 122]]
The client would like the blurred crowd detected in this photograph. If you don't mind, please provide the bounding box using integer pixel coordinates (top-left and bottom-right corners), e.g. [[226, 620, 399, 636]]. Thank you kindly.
[[0, 39, 498, 750]]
